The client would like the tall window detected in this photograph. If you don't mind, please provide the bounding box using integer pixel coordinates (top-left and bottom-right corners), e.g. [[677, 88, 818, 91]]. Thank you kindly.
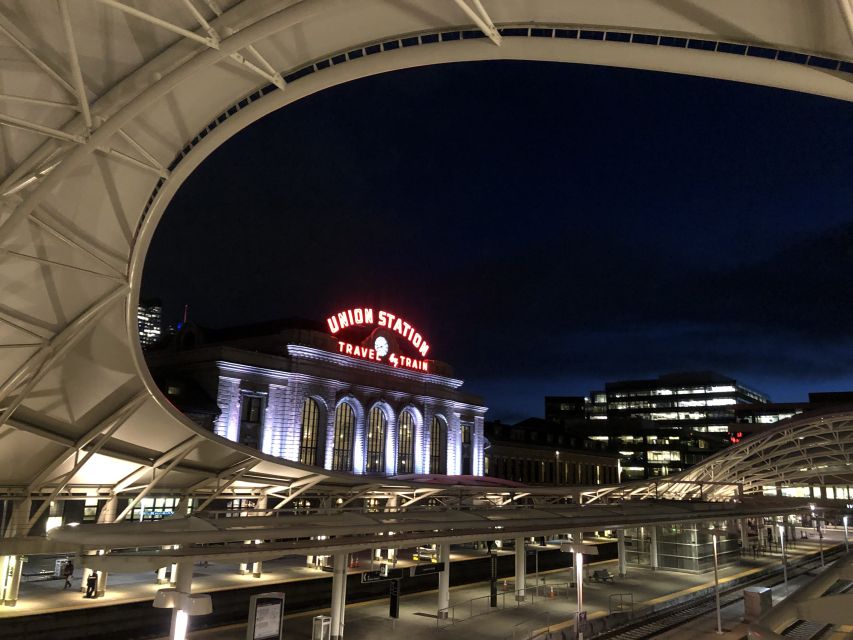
[[299, 397, 320, 466], [365, 407, 387, 473], [397, 411, 415, 473], [430, 416, 446, 474], [332, 402, 355, 472]]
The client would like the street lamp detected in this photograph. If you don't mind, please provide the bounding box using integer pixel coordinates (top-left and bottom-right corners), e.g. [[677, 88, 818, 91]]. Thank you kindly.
[[561, 541, 598, 640], [555, 451, 560, 485], [778, 524, 788, 596], [844, 515, 849, 553], [709, 528, 724, 635]]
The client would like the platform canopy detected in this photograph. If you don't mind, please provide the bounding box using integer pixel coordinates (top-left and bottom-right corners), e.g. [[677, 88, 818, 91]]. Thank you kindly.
[[0, 1, 851, 530]]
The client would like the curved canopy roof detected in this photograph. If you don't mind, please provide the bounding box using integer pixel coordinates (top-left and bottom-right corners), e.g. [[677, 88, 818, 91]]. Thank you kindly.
[[0, 1, 851, 530]]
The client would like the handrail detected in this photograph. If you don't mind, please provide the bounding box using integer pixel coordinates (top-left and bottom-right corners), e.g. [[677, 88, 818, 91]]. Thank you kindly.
[[436, 581, 571, 629]]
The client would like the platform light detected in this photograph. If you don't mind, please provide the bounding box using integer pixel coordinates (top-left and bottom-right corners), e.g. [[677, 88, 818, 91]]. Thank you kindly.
[[174, 610, 188, 640]]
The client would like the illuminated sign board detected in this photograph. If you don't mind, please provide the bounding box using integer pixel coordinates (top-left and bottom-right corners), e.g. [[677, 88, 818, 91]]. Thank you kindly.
[[327, 307, 431, 372]]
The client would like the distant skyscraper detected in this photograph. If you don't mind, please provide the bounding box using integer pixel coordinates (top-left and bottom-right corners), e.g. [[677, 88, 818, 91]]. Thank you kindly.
[[137, 298, 162, 349]]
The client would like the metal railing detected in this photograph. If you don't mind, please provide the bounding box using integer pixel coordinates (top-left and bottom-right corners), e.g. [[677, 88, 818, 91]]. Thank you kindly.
[[437, 582, 571, 629], [608, 592, 634, 614]]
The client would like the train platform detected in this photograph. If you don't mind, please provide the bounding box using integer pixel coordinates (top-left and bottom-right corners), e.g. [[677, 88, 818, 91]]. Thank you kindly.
[[164, 538, 837, 640], [0, 533, 841, 640]]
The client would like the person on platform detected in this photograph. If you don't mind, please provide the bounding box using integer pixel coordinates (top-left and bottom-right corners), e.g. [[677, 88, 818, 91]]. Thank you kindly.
[[62, 560, 74, 589], [85, 571, 98, 598]]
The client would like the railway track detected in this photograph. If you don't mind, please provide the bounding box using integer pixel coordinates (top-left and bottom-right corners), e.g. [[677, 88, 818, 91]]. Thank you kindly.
[[593, 546, 846, 640]]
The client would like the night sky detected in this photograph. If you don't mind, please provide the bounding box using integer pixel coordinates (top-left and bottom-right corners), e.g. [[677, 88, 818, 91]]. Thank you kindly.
[[143, 61, 853, 423]]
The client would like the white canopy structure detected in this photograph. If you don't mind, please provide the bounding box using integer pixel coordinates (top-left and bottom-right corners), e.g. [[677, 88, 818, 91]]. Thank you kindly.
[[0, 0, 851, 540]]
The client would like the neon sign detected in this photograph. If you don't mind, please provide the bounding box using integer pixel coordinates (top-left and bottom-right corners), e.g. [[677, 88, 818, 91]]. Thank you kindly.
[[335, 341, 429, 372], [326, 307, 430, 357]]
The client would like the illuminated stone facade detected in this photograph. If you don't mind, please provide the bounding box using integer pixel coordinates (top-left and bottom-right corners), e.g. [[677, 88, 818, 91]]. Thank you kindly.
[[148, 319, 487, 477]]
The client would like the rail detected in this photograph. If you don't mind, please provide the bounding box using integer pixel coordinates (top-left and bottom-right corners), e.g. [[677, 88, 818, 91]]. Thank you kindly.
[[436, 582, 571, 629]]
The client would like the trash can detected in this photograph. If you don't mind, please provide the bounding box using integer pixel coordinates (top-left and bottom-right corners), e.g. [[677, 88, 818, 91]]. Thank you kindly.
[[312, 615, 331, 640], [743, 586, 772, 622]]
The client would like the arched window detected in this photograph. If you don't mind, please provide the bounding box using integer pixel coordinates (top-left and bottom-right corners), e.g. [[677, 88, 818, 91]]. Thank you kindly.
[[332, 402, 355, 472], [365, 407, 387, 473], [299, 397, 320, 466], [430, 416, 446, 474], [397, 411, 415, 473]]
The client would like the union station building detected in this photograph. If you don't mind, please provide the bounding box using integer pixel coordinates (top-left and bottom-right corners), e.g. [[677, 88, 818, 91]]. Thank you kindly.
[[146, 309, 488, 478]]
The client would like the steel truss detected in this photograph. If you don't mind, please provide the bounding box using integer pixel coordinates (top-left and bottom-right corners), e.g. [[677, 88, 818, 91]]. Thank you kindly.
[[0, 0, 850, 554]]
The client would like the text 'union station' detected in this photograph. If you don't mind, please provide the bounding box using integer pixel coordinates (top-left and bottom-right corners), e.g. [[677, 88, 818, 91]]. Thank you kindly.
[[147, 313, 487, 477]]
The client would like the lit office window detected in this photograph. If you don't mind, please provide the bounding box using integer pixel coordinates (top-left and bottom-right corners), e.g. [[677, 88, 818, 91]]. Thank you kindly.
[[397, 411, 415, 472], [299, 398, 320, 466], [430, 416, 446, 474], [365, 407, 387, 473], [332, 403, 355, 472]]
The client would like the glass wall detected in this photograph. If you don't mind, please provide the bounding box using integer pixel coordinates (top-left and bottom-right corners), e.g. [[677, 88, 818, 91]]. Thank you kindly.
[[625, 524, 740, 572]]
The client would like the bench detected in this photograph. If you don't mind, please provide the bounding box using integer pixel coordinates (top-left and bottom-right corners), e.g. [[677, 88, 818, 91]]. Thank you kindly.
[[591, 569, 615, 583], [22, 570, 57, 582]]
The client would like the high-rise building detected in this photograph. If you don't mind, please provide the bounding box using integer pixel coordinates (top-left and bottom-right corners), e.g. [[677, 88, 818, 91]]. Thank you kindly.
[[137, 298, 163, 350], [587, 371, 769, 433], [545, 372, 770, 481]]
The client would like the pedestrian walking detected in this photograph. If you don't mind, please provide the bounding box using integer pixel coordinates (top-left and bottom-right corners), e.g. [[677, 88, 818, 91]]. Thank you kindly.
[[85, 571, 98, 598], [62, 560, 74, 589]]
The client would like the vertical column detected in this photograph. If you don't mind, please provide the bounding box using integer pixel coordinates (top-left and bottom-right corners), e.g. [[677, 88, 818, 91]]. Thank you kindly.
[[447, 413, 462, 476], [514, 537, 526, 600], [95, 496, 117, 597], [239, 538, 251, 575], [263, 384, 298, 459], [649, 526, 659, 570], [386, 496, 398, 564], [251, 497, 267, 578], [437, 543, 450, 617], [416, 405, 433, 474], [0, 554, 23, 606], [1, 499, 31, 607], [170, 561, 194, 640], [617, 529, 627, 576], [385, 412, 398, 476], [214, 376, 241, 442], [740, 518, 750, 551], [352, 404, 366, 475], [323, 400, 337, 470], [330, 552, 347, 640], [472, 415, 485, 476]]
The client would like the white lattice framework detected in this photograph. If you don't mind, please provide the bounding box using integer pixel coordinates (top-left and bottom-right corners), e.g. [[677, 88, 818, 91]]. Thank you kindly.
[[583, 408, 853, 503], [0, 0, 851, 536]]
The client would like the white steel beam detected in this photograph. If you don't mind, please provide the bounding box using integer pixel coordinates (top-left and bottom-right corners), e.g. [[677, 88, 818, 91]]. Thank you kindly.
[[839, 0, 853, 44], [26, 391, 148, 493], [194, 461, 260, 512], [0, 111, 84, 144], [0, 247, 125, 282], [268, 475, 325, 511], [114, 438, 202, 522], [180, 0, 220, 44], [29, 211, 125, 278], [112, 436, 202, 495], [116, 129, 168, 176], [58, 0, 92, 130], [0, 18, 76, 97], [0, 94, 77, 110], [94, 0, 219, 48], [0, 284, 128, 414], [451, 0, 502, 45]]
